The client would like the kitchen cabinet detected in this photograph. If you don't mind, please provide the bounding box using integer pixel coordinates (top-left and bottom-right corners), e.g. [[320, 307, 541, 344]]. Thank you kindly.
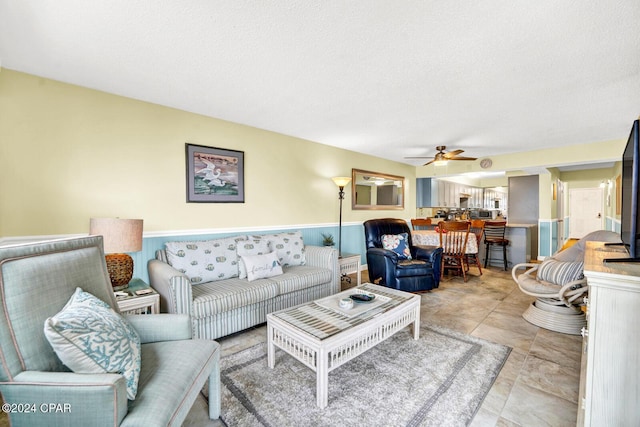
[[416, 178, 432, 207], [416, 178, 492, 208]]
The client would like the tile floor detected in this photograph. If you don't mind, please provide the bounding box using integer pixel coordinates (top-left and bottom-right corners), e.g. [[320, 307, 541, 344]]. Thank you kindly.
[[185, 265, 583, 427]]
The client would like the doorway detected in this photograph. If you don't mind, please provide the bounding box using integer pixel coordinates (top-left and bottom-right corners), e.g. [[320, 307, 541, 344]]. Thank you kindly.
[[568, 187, 604, 238]]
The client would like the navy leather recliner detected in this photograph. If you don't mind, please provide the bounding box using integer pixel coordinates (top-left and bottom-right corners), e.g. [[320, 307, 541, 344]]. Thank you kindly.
[[364, 218, 443, 292]]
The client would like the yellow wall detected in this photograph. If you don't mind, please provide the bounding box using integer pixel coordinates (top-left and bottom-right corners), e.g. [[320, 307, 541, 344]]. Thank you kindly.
[[0, 70, 416, 237]]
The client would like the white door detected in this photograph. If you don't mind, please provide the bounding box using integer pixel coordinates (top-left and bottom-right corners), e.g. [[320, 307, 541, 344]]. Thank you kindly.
[[569, 187, 604, 238]]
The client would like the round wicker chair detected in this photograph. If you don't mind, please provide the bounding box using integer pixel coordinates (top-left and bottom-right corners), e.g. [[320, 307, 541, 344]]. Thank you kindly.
[[512, 230, 621, 335]]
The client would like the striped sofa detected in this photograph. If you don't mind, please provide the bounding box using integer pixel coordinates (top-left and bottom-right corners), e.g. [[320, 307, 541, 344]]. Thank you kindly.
[[148, 237, 339, 340]]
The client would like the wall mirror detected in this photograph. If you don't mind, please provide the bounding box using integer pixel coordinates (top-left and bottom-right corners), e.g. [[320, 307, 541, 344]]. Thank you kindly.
[[352, 168, 405, 210]]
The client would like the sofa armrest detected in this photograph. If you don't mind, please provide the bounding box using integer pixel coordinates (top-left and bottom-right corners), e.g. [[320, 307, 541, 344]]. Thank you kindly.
[[148, 258, 193, 316], [125, 314, 192, 343], [1, 371, 127, 426], [305, 245, 340, 293]]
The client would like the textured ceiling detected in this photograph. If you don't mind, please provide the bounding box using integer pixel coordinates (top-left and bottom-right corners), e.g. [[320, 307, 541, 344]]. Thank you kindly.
[[1, 1, 638, 166]]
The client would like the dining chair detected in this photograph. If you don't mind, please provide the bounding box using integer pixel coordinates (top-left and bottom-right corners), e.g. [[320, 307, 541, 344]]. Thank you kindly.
[[484, 220, 509, 270], [438, 220, 471, 282], [466, 219, 485, 275], [411, 218, 435, 230]]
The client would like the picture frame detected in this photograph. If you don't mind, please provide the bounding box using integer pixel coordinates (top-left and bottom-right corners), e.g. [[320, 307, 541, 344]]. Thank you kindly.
[[186, 143, 245, 203]]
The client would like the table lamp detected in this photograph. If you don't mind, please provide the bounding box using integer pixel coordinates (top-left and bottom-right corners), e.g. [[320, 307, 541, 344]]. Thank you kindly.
[[89, 218, 143, 290]]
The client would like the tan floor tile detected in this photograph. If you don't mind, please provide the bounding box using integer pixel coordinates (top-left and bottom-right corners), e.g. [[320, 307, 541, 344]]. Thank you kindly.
[[529, 327, 582, 370], [517, 355, 580, 403], [481, 350, 527, 414], [482, 310, 540, 337], [470, 406, 500, 427], [470, 322, 536, 353], [501, 381, 578, 426]]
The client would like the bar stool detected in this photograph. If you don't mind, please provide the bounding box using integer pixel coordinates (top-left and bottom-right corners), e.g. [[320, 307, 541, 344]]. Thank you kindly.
[[483, 221, 509, 270]]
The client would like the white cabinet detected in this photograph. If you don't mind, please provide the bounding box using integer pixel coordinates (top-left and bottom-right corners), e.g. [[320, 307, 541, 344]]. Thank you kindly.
[[578, 242, 640, 426], [422, 179, 487, 208]]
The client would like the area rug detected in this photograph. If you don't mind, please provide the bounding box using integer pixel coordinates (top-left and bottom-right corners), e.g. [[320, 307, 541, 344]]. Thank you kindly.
[[218, 325, 511, 427]]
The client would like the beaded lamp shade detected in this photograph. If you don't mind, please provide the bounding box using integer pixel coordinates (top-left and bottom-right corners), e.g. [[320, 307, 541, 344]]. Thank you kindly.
[[89, 218, 143, 290]]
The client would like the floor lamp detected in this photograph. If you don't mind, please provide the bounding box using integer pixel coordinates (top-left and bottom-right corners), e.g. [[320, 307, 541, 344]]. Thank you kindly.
[[332, 177, 351, 257]]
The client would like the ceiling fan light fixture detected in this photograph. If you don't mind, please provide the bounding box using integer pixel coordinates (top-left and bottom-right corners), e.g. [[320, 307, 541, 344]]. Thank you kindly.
[[433, 152, 448, 166]]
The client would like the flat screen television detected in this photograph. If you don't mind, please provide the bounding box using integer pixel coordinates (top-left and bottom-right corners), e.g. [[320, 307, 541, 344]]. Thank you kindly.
[[609, 119, 640, 262]]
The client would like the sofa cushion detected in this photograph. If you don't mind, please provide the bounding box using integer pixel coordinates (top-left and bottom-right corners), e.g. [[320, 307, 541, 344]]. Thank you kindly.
[[190, 277, 279, 318], [165, 237, 245, 284], [123, 339, 219, 426], [44, 288, 141, 400], [241, 252, 283, 281], [267, 265, 334, 294], [237, 237, 271, 279], [254, 231, 306, 267]]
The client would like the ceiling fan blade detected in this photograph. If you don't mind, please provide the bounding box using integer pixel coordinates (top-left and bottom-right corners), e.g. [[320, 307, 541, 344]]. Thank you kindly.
[[450, 156, 477, 161], [404, 156, 435, 159], [423, 159, 436, 166], [443, 149, 464, 159]]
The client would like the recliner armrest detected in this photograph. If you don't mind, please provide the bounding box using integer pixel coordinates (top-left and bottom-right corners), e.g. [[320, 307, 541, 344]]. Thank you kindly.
[[367, 247, 400, 263], [413, 245, 443, 264]]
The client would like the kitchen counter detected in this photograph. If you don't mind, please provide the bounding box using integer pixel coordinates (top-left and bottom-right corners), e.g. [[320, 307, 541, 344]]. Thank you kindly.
[[475, 222, 537, 268], [505, 223, 536, 228], [505, 223, 538, 265]]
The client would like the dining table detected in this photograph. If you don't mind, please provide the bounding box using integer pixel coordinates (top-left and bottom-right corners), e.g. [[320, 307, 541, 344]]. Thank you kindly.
[[411, 229, 479, 254]]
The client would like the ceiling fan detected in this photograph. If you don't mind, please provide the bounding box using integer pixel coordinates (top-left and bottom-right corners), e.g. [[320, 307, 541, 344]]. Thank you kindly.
[[406, 145, 477, 166]]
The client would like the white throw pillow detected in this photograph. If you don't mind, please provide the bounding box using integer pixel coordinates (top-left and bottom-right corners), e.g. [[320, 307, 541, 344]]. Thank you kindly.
[[237, 237, 271, 279], [255, 231, 306, 267], [44, 288, 141, 400], [240, 252, 283, 281], [165, 236, 245, 284]]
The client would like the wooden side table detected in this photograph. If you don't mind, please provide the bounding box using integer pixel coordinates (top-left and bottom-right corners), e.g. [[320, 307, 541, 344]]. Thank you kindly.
[[115, 278, 160, 315], [338, 253, 361, 286]]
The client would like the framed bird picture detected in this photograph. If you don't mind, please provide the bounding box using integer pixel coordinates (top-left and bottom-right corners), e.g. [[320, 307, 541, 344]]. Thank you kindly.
[[186, 143, 245, 203]]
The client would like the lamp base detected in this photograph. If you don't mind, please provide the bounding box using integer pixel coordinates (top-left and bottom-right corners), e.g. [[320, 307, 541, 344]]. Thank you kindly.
[[105, 253, 133, 291]]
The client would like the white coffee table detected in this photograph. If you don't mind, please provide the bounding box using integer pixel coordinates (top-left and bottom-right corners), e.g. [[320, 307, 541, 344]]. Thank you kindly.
[[266, 283, 421, 408]]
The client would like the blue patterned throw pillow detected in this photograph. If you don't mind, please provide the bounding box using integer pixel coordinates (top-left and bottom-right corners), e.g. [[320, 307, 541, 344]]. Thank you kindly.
[[44, 288, 141, 400], [381, 233, 412, 260]]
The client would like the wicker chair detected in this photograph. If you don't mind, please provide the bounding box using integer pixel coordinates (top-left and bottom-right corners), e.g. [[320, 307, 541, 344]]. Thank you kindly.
[[512, 230, 621, 335]]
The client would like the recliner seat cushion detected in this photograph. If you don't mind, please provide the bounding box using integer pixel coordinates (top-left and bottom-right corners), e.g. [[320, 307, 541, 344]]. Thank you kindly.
[[395, 260, 431, 277]]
